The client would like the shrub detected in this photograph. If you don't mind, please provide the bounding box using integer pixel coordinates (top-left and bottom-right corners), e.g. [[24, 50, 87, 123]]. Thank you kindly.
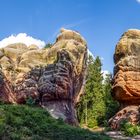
[[25, 96, 35, 106], [44, 43, 52, 49], [120, 120, 140, 137], [0, 104, 111, 140]]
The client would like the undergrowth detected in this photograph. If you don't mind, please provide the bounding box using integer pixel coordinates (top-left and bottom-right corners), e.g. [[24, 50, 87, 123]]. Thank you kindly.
[[0, 104, 110, 140]]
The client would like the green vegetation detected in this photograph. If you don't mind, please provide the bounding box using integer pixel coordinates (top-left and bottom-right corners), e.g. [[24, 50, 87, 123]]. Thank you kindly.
[[77, 55, 119, 128], [120, 120, 140, 137], [44, 43, 52, 49], [0, 104, 110, 140], [103, 74, 119, 123], [25, 97, 36, 106]]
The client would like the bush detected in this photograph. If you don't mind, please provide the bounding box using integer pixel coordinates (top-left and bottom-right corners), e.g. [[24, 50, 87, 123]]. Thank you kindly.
[[120, 120, 140, 137], [44, 43, 52, 49], [0, 104, 111, 140], [25, 96, 35, 106]]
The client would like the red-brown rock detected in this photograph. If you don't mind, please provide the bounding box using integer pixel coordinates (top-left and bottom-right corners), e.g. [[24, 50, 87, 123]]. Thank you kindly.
[[110, 29, 140, 129], [0, 28, 87, 125]]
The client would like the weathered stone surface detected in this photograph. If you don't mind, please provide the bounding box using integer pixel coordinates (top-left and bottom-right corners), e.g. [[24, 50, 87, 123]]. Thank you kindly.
[[0, 28, 87, 125], [110, 29, 140, 129], [0, 69, 16, 103], [109, 105, 140, 130]]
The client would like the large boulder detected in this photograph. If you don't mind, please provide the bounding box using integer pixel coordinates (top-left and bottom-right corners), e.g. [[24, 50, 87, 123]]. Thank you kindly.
[[109, 29, 140, 129], [0, 28, 87, 125]]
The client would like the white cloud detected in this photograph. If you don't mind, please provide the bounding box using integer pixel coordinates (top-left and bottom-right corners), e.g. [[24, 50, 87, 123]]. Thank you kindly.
[[102, 70, 110, 81], [136, 0, 140, 3], [100, 57, 104, 61], [0, 33, 46, 48]]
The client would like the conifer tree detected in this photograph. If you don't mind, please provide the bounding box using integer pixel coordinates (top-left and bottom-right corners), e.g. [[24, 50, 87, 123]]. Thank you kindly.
[[77, 55, 105, 127], [103, 74, 119, 121], [77, 55, 119, 128]]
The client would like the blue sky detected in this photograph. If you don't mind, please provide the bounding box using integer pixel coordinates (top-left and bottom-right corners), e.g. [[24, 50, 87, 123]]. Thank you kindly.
[[0, 0, 140, 73]]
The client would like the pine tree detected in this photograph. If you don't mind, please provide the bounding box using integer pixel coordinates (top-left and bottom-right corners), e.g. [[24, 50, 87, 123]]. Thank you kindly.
[[77, 55, 106, 128], [77, 55, 119, 128], [103, 74, 119, 121]]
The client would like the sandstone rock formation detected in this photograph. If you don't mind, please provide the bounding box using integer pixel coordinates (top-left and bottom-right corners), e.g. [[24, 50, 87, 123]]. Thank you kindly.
[[0, 28, 87, 125], [109, 29, 140, 129]]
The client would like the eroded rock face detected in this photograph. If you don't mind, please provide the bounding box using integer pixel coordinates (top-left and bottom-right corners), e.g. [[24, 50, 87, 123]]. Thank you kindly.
[[109, 29, 140, 129], [0, 28, 87, 125]]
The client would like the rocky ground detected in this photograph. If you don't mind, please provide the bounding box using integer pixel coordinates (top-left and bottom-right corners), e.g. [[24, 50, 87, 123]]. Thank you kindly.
[[91, 127, 140, 140], [106, 131, 140, 140]]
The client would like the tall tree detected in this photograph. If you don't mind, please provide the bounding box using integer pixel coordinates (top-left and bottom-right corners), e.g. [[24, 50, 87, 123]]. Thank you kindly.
[[77, 55, 119, 128], [103, 74, 119, 121], [77, 55, 106, 128]]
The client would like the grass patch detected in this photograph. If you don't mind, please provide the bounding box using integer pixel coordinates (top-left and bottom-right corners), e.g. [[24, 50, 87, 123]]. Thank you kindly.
[[0, 104, 110, 140]]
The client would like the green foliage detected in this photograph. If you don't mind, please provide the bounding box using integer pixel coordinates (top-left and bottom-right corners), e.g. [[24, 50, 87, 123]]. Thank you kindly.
[[77, 55, 119, 128], [25, 96, 35, 106], [120, 120, 140, 137], [44, 43, 52, 49], [103, 74, 119, 121], [77, 55, 105, 127], [0, 104, 110, 140]]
